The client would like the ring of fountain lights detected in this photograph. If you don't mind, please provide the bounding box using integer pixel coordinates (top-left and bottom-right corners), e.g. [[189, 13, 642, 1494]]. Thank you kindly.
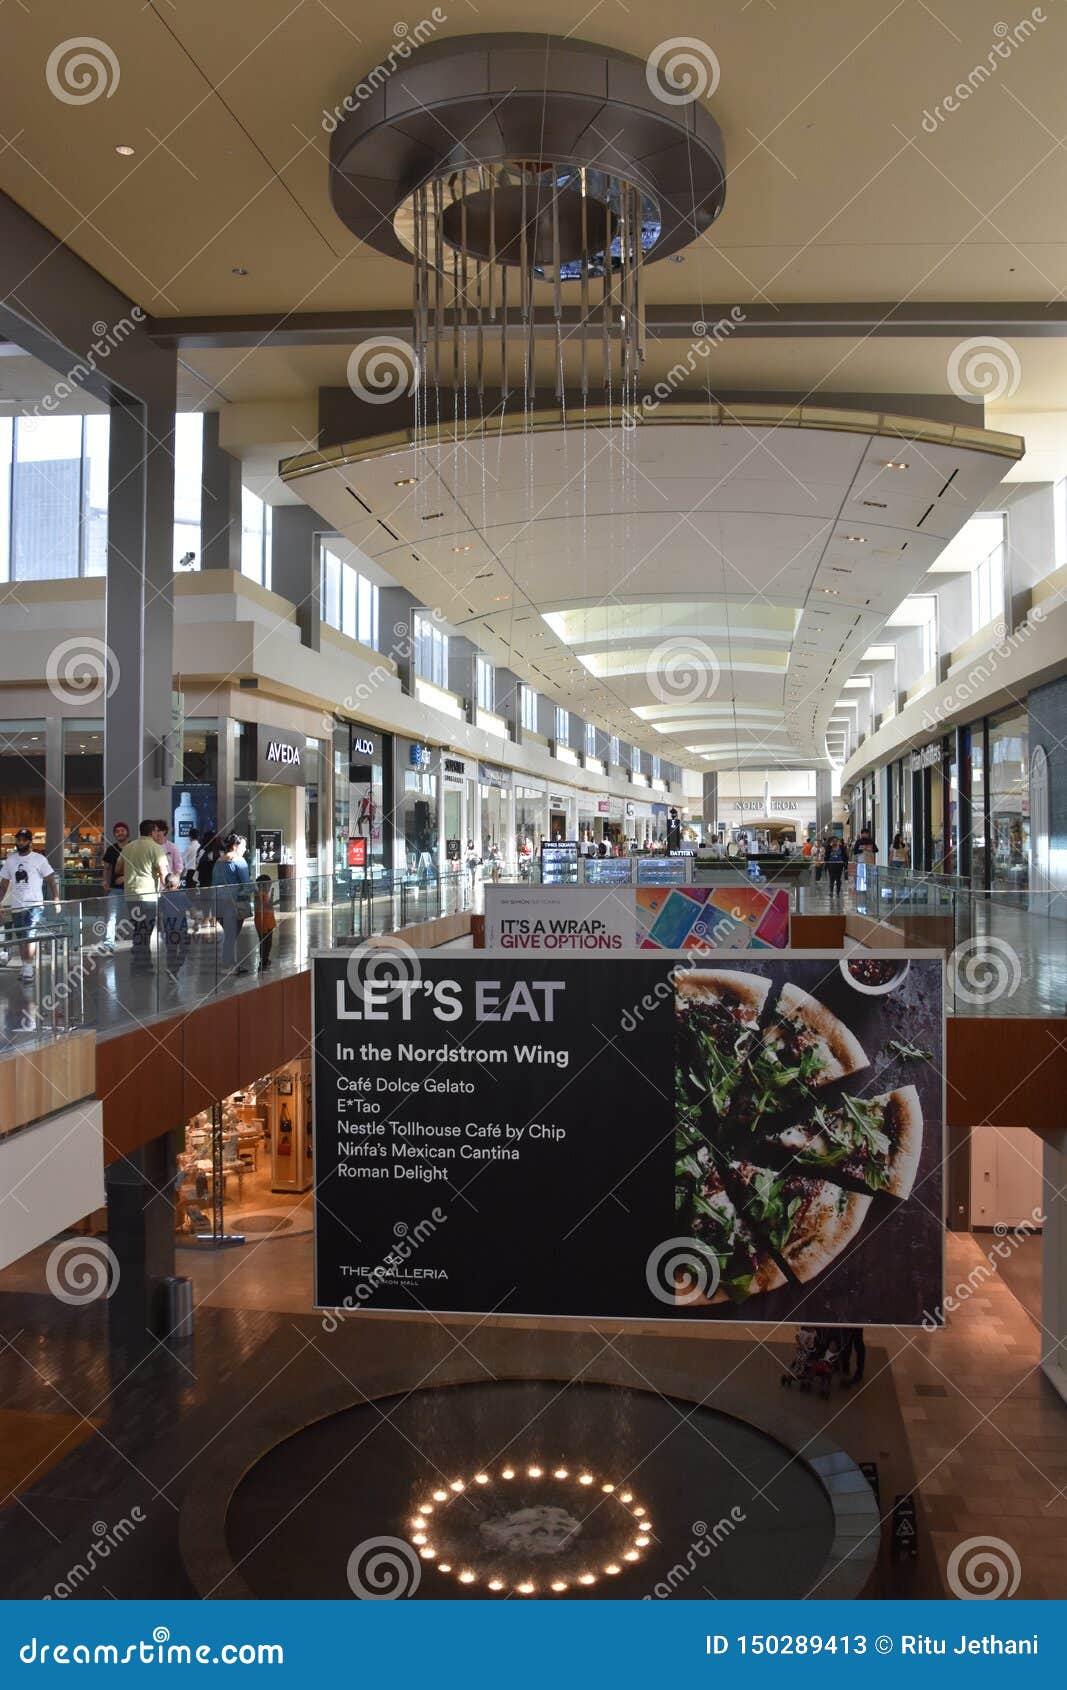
[[408, 1462, 651, 1596]]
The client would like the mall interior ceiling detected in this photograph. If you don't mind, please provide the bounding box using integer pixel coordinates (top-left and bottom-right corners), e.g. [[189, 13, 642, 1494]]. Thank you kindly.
[[2, 1, 1066, 786]]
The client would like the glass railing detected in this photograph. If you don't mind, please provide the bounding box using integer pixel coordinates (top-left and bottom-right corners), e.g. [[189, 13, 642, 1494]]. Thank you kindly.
[[0, 871, 476, 1048], [3, 863, 1060, 1046], [796, 866, 1065, 1016]]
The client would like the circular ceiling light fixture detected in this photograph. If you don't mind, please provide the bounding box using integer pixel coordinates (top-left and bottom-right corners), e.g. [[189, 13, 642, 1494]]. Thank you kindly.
[[328, 34, 725, 401]]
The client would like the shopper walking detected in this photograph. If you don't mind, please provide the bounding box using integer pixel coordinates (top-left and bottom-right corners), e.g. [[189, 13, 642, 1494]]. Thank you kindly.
[[0, 828, 59, 984], [824, 833, 848, 899], [212, 832, 251, 974], [101, 820, 130, 950], [120, 820, 168, 969], [253, 874, 276, 971], [464, 839, 481, 894], [889, 831, 910, 871]]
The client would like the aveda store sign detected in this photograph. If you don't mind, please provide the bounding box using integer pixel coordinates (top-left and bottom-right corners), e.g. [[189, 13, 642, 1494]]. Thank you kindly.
[[257, 726, 306, 785]]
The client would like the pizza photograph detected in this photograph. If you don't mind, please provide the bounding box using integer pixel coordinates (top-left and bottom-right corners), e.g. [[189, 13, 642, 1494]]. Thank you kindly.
[[673, 955, 944, 1327]]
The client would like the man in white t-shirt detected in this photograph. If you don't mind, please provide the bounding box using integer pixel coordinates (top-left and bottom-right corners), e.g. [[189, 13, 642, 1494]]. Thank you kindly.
[[0, 828, 59, 983]]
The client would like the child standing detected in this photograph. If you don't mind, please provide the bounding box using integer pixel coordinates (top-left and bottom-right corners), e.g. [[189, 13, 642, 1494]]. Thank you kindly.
[[253, 874, 276, 971]]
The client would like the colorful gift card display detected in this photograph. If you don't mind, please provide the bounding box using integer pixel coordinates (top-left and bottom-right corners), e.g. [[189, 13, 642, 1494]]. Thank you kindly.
[[636, 885, 790, 952]]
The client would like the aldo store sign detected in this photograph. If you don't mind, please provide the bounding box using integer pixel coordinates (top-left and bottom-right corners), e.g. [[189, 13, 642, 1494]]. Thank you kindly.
[[256, 726, 306, 785]]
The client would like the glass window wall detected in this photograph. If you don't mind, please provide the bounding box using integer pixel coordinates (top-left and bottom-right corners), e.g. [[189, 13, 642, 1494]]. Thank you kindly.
[[172, 412, 204, 570], [988, 708, 1029, 896]]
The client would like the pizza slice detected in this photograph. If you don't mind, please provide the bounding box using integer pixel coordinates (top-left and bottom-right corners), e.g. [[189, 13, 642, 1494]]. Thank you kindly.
[[678, 1162, 786, 1305], [675, 970, 771, 1120], [762, 981, 870, 1089], [773, 1085, 922, 1199], [729, 1159, 871, 1284]]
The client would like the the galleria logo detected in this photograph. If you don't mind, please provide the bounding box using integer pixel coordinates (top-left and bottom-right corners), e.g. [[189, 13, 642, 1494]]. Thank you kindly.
[[266, 740, 301, 767]]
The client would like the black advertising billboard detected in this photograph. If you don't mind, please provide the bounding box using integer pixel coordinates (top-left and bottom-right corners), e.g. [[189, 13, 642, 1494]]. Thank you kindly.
[[312, 952, 944, 1326]]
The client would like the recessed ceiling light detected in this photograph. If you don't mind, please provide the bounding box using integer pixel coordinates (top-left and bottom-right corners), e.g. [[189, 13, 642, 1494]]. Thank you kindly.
[[841, 534, 867, 543], [668, 253, 685, 264], [881, 460, 909, 470], [394, 476, 417, 487], [115, 144, 135, 157], [232, 265, 248, 277], [820, 587, 839, 595], [452, 544, 472, 553]]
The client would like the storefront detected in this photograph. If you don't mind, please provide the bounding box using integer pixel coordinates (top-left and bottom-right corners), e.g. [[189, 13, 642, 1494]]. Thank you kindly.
[[514, 781, 545, 871], [175, 1057, 313, 1241], [397, 739, 439, 879], [0, 721, 47, 861], [334, 722, 392, 893], [877, 705, 1030, 890], [904, 741, 945, 872], [442, 753, 475, 871], [232, 722, 327, 901], [988, 707, 1030, 896], [478, 761, 511, 863], [578, 792, 600, 846], [62, 719, 104, 890], [601, 795, 624, 846], [547, 789, 572, 842]]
